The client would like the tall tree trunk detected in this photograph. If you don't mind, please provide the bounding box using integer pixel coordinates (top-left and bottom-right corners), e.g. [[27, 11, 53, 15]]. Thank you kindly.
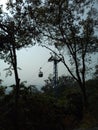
[[78, 81, 87, 109], [13, 47, 20, 130], [12, 47, 20, 105], [10, 44, 20, 130]]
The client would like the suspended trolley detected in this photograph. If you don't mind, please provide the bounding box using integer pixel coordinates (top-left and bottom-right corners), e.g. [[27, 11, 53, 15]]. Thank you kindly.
[[38, 67, 43, 78]]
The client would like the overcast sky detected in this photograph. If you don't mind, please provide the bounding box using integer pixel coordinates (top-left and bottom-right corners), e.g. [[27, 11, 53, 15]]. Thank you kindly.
[[0, 0, 98, 89], [0, 0, 68, 88], [0, 45, 67, 88]]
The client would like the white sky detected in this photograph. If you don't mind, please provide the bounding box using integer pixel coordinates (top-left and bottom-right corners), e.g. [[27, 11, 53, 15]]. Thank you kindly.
[[0, 0, 67, 89], [0, 45, 67, 88], [0, 44, 97, 89], [0, 0, 8, 10], [0, 0, 98, 89], [0, 0, 7, 4]]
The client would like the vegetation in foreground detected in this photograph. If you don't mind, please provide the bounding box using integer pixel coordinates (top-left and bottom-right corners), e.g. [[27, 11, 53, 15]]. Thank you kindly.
[[0, 76, 98, 130]]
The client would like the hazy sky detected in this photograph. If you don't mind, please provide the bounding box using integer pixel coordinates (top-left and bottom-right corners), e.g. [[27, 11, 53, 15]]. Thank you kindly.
[[0, 0, 98, 89], [0, 0, 67, 88], [0, 0, 7, 10], [0, 43, 97, 88], [0, 45, 67, 87]]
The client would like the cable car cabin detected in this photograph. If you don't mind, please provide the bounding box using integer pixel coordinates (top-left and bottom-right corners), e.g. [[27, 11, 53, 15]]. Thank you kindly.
[[38, 71, 43, 77]]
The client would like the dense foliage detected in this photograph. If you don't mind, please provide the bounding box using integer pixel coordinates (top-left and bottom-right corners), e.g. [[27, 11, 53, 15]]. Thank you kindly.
[[31, 0, 98, 106], [0, 77, 98, 130]]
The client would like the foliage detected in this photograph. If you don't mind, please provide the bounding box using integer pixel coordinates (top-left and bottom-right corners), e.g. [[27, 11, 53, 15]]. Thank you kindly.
[[86, 79, 98, 120], [0, 0, 42, 71], [42, 75, 81, 98], [94, 65, 98, 79], [0, 86, 6, 97], [0, 77, 98, 130], [33, 0, 98, 106], [0, 1, 43, 129]]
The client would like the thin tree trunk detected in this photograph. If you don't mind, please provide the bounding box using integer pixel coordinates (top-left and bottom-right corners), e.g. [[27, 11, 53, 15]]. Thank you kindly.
[[10, 43, 20, 130], [78, 82, 88, 109]]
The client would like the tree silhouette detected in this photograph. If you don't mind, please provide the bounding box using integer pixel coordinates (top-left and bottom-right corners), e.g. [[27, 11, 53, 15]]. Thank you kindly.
[[34, 0, 98, 107], [0, 1, 42, 129]]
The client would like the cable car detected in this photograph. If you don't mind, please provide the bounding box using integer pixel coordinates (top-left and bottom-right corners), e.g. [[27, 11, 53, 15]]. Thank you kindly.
[[38, 67, 43, 78], [39, 71, 43, 77]]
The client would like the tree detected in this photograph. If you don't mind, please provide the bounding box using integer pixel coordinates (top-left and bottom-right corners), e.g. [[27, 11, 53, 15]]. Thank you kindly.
[[34, 0, 98, 107], [0, 0, 41, 99], [42, 75, 77, 97], [0, 0, 42, 129], [94, 65, 98, 79]]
